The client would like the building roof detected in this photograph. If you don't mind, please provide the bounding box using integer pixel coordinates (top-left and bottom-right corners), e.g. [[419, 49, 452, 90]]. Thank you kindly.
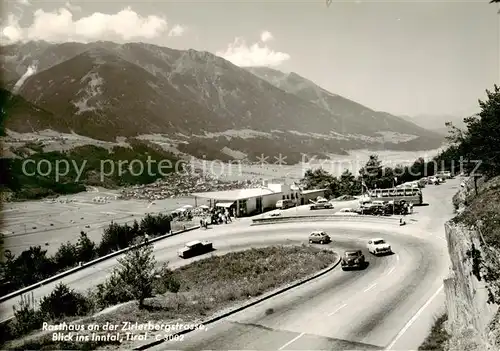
[[185, 240, 202, 247], [215, 202, 235, 208], [192, 187, 281, 201]]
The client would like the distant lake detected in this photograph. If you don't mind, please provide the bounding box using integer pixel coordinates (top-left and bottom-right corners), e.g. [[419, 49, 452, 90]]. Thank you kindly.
[[189, 148, 443, 180]]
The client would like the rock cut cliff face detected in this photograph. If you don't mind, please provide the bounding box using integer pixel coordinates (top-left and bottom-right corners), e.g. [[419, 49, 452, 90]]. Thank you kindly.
[[444, 176, 500, 351]]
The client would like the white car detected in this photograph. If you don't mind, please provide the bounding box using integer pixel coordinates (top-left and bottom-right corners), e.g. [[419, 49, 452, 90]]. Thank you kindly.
[[428, 176, 440, 185], [310, 198, 333, 210], [367, 238, 392, 255], [436, 171, 452, 179]]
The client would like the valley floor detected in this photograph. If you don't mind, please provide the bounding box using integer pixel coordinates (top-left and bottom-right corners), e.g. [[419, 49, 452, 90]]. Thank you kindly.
[[2, 189, 196, 256]]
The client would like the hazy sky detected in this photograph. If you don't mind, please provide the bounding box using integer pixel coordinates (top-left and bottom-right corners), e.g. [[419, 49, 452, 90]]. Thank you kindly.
[[1, 0, 499, 117]]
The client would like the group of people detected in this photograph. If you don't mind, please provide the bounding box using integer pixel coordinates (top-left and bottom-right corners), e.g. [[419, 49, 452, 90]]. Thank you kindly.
[[399, 200, 414, 214], [199, 207, 234, 229]]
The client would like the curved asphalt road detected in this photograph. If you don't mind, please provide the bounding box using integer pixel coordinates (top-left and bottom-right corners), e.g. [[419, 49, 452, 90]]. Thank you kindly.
[[150, 223, 447, 351], [0, 179, 459, 350]]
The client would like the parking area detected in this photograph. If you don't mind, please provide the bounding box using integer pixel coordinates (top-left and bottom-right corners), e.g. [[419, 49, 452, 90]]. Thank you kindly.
[[257, 199, 361, 218]]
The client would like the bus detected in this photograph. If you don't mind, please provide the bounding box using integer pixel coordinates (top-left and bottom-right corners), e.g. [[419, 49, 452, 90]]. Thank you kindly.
[[368, 187, 423, 205]]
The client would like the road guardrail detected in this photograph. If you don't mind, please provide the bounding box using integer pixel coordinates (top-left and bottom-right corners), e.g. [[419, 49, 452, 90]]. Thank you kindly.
[[251, 214, 400, 225], [0, 226, 200, 304]]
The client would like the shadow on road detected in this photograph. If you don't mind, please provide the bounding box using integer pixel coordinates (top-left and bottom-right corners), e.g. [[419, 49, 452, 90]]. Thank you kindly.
[[372, 251, 395, 257], [342, 261, 370, 271]]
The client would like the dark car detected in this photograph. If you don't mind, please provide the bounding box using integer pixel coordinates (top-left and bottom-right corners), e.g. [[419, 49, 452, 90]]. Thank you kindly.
[[178, 240, 213, 259], [309, 231, 331, 244], [341, 250, 366, 270]]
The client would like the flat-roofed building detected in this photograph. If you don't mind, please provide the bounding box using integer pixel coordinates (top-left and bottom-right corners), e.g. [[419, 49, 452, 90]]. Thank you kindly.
[[191, 180, 325, 216]]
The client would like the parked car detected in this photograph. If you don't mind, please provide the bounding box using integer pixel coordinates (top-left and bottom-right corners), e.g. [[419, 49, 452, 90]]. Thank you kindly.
[[178, 240, 213, 259], [359, 203, 389, 216], [367, 238, 392, 255], [436, 171, 452, 179], [428, 176, 441, 185], [310, 199, 333, 210], [341, 250, 366, 270], [419, 177, 429, 185], [335, 208, 359, 216], [276, 199, 294, 209], [309, 231, 331, 244], [268, 210, 281, 217]]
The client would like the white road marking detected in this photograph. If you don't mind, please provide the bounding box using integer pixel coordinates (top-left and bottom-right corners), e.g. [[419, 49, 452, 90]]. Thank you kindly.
[[396, 254, 400, 262], [278, 332, 305, 350], [328, 303, 347, 316], [386, 267, 395, 276], [363, 283, 377, 292], [385, 284, 444, 350]]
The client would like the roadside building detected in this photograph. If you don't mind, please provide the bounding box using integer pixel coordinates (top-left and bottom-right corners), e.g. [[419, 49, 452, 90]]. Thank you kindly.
[[191, 180, 325, 217]]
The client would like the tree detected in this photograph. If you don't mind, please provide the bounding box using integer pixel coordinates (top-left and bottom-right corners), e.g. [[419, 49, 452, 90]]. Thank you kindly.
[[338, 170, 361, 195], [114, 239, 156, 308], [76, 231, 96, 263], [53, 241, 78, 270], [2, 250, 16, 282], [302, 168, 334, 186], [132, 220, 141, 235], [95, 271, 134, 308], [447, 85, 500, 177], [12, 246, 54, 286], [0, 232, 4, 261], [404, 157, 427, 181], [99, 222, 135, 255], [359, 155, 383, 189], [300, 168, 339, 198], [39, 283, 90, 319], [12, 293, 43, 336], [140, 213, 171, 237], [153, 262, 181, 294]]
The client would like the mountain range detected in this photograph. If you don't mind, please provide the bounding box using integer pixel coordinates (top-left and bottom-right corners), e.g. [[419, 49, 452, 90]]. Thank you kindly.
[[0, 41, 444, 164], [400, 113, 471, 135]]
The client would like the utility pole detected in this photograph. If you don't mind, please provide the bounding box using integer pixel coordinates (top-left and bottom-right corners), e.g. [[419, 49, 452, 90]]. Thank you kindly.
[[392, 177, 397, 214], [497, 1, 500, 84]]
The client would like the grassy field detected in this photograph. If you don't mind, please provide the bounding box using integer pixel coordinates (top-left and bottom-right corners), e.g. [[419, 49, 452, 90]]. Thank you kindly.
[[7, 245, 338, 350], [2, 191, 197, 255]]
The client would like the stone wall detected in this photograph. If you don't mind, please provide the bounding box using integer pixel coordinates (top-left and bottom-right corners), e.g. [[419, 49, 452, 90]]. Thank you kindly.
[[443, 177, 499, 351]]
